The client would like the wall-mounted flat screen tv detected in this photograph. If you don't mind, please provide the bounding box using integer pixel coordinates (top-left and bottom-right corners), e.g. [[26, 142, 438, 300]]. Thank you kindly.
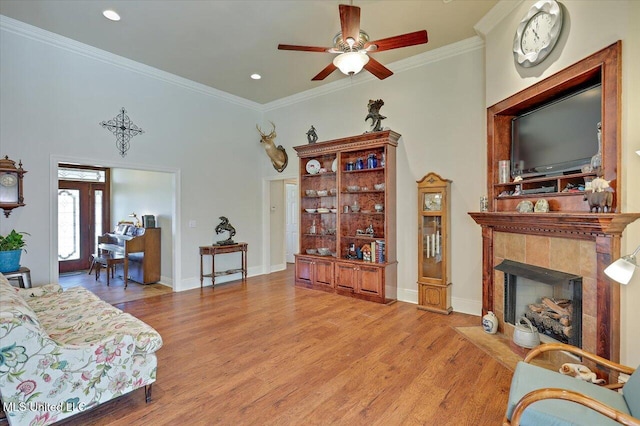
[[511, 83, 602, 178]]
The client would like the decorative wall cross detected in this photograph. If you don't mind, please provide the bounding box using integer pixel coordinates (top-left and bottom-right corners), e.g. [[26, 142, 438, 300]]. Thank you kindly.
[[100, 107, 145, 157]]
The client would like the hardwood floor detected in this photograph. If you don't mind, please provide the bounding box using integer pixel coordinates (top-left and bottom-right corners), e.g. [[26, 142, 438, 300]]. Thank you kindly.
[[59, 270, 172, 305], [53, 266, 512, 425]]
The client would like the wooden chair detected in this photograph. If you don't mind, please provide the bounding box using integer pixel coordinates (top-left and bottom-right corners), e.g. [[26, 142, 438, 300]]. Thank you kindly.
[[504, 343, 639, 426], [91, 235, 126, 287]]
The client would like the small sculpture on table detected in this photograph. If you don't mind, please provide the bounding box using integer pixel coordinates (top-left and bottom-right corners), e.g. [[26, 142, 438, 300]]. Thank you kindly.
[[215, 216, 236, 245], [306, 125, 318, 144]]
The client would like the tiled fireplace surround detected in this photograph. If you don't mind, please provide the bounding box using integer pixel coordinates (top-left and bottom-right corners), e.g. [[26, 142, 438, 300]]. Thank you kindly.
[[492, 233, 597, 352]]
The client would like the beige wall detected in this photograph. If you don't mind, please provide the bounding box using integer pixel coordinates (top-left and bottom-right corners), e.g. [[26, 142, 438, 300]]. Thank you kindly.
[[483, 0, 640, 365]]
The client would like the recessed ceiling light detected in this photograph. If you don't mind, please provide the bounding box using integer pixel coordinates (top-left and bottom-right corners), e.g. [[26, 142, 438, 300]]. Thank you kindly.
[[250, 74, 262, 80], [102, 10, 121, 21]]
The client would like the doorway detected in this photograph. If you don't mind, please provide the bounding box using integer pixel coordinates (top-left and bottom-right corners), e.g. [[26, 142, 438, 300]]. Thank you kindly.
[[285, 181, 298, 263], [58, 166, 110, 273]]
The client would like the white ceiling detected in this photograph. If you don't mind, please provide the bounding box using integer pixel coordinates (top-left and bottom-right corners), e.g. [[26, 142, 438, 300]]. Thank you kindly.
[[0, 0, 498, 104]]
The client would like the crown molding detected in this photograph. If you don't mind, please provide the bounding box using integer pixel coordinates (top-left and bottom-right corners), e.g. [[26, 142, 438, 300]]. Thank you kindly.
[[263, 36, 485, 112], [474, 0, 524, 38], [0, 15, 263, 112]]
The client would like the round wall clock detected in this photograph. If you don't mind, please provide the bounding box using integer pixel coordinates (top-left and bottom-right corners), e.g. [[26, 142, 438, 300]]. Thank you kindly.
[[513, 0, 563, 68], [0, 173, 17, 187]]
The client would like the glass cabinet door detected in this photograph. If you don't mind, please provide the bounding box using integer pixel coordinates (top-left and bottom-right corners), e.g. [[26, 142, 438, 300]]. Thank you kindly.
[[420, 215, 442, 280]]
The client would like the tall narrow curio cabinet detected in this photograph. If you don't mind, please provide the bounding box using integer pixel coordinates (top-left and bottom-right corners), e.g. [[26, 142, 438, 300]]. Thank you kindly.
[[294, 130, 398, 304], [417, 173, 452, 314]]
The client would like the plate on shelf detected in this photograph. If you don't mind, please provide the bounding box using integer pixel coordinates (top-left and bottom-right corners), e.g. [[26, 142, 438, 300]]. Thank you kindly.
[[317, 208, 330, 213], [331, 158, 337, 172], [304, 208, 316, 213], [306, 159, 321, 174]]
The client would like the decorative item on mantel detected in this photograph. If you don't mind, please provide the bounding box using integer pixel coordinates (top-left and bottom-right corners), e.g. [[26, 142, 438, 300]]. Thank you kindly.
[[515, 200, 534, 213], [257, 122, 288, 173], [306, 125, 318, 144], [589, 122, 603, 174], [0, 155, 27, 217], [534, 199, 549, 213], [365, 99, 386, 132], [100, 107, 145, 157], [583, 176, 613, 213], [214, 216, 236, 245]]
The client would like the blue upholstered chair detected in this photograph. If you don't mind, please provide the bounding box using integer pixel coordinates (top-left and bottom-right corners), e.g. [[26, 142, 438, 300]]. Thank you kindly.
[[504, 343, 639, 426]]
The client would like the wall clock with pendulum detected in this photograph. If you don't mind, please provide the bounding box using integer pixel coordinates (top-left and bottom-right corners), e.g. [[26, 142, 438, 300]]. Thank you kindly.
[[0, 155, 27, 217]]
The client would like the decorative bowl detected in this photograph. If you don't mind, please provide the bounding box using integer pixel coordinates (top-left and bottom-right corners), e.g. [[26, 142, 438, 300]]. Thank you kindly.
[[317, 208, 330, 213], [317, 190, 328, 196], [330, 208, 337, 213], [305, 189, 317, 196], [374, 204, 383, 212], [317, 247, 331, 256], [304, 208, 316, 213], [346, 185, 360, 192], [350, 205, 360, 213], [306, 248, 318, 255], [374, 183, 385, 190], [329, 188, 337, 195]]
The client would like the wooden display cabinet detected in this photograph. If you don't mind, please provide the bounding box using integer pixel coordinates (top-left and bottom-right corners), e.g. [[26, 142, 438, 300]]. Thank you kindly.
[[294, 130, 398, 304], [417, 173, 452, 314]]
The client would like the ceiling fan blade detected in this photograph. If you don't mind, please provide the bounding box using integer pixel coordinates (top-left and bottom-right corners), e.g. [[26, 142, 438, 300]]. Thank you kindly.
[[339, 4, 361, 45], [312, 63, 338, 81], [365, 30, 428, 52], [278, 44, 332, 53], [364, 57, 393, 80]]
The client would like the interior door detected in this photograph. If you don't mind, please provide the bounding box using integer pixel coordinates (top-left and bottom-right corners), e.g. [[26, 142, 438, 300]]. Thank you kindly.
[[285, 183, 299, 263], [58, 180, 109, 273]]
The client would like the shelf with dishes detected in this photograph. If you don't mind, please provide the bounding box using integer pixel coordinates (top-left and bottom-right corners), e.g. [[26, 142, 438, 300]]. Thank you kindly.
[[303, 155, 338, 175]]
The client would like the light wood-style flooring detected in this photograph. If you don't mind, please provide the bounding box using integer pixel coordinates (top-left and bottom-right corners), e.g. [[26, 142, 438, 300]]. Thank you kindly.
[[53, 266, 513, 425]]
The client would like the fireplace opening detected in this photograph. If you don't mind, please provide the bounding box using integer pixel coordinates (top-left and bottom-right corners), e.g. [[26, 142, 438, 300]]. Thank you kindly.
[[496, 260, 582, 348]]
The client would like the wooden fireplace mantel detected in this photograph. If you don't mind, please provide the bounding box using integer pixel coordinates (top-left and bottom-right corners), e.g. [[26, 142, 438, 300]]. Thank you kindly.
[[469, 212, 640, 239]]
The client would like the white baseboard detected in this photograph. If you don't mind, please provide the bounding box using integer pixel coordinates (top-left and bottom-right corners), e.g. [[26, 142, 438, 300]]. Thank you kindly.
[[270, 263, 286, 273], [398, 288, 418, 304], [177, 266, 262, 291], [397, 289, 481, 316], [158, 276, 173, 287], [452, 297, 482, 316]]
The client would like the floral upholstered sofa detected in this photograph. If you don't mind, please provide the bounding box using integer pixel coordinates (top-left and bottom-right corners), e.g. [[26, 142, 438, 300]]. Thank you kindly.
[[0, 272, 163, 426]]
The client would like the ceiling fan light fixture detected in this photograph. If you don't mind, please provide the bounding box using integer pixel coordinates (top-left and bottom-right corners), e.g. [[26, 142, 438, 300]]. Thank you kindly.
[[333, 51, 369, 76]]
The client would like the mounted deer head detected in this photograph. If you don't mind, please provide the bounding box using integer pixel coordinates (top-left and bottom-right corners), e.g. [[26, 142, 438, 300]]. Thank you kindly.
[[257, 121, 288, 173]]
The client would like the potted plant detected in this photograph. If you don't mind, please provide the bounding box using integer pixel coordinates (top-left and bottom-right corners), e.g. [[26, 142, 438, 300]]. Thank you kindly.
[[0, 230, 28, 273]]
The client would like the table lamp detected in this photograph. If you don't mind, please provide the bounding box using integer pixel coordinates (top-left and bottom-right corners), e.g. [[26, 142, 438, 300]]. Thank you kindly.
[[604, 244, 640, 285]]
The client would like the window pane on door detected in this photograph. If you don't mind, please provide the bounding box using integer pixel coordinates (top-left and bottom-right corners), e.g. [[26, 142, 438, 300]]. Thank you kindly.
[[58, 189, 80, 261], [94, 190, 103, 253]]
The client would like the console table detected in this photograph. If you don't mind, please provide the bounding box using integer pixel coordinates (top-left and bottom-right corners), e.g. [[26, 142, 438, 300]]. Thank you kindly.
[[199, 243, 247, 287]]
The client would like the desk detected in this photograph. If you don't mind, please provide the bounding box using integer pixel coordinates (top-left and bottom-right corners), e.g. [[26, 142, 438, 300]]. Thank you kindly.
[[4, 267, 32, 288], [200, 243, 247, 287]]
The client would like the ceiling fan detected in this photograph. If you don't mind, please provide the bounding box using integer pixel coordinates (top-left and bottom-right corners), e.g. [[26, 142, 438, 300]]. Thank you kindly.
[[278, 3, 428, 81]]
